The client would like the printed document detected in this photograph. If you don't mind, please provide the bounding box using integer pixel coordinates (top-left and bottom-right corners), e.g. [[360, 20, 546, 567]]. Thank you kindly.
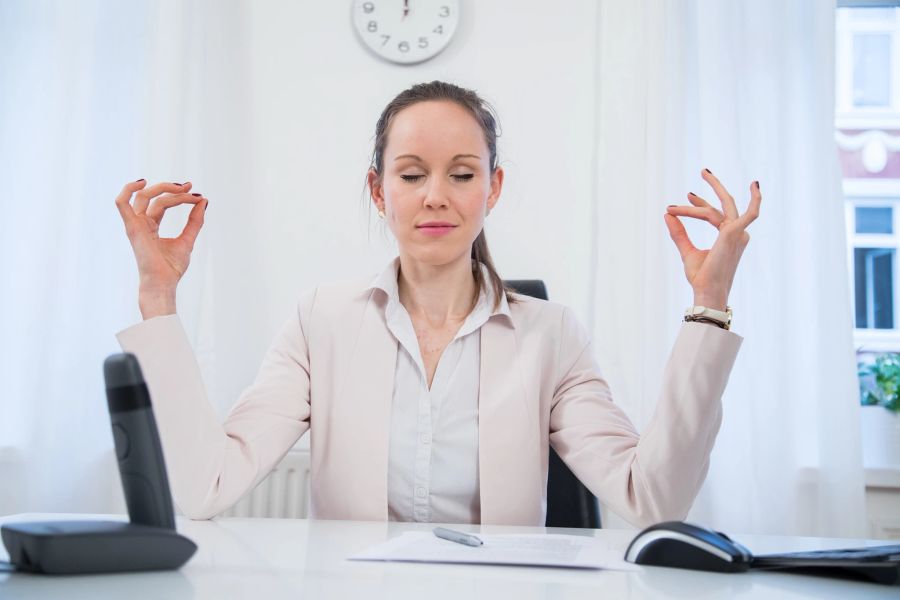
[[348, 532, 640, 570]]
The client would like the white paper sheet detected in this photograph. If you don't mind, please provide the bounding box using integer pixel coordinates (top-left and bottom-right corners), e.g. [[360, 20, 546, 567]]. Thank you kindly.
[[348, 532, 641, 571]]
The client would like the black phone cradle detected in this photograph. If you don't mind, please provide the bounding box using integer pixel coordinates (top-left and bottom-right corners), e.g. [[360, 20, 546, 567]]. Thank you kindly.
[[1, 520, 196, 575]]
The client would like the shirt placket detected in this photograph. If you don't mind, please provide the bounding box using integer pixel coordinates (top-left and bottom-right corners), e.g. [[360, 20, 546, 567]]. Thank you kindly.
[[412, 383, 434, 522]]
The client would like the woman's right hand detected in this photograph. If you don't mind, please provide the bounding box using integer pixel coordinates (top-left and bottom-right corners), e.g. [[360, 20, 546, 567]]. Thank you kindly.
[[115, 179, 208, 319]]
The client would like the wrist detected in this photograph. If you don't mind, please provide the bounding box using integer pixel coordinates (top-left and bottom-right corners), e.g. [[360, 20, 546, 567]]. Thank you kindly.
[[138, 285, 177, 320], [692, 293, 728, 312]]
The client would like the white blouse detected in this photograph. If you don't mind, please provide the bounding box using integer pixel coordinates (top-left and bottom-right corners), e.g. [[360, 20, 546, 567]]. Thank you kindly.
[[366, 257, 512, 524]]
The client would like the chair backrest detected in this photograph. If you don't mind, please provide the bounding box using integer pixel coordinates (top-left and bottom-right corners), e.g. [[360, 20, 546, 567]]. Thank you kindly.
[[504, 280, 601, 529]]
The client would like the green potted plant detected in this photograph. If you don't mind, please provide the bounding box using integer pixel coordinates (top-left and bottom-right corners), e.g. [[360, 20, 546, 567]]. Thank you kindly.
[[858, 353, 900, 468]]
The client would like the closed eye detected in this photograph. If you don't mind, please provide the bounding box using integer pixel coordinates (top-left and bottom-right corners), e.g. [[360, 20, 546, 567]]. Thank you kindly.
[[400, 174, 475, 183]]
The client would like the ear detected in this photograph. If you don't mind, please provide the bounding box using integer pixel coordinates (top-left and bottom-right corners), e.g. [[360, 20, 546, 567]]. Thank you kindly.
[[486, 166, 504, 213], [367, 167, 384, 212]]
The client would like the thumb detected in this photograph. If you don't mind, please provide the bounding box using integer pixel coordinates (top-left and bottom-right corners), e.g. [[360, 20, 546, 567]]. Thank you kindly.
[[663, 212, 697, 261], [178, 199, 207, 250]]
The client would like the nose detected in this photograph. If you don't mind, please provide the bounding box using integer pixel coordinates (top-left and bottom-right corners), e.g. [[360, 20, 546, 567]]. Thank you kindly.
[[422, 177, 450, 210]]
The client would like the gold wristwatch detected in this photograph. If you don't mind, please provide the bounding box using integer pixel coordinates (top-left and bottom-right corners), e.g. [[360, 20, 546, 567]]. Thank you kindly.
[[684, 305, 732, 330]]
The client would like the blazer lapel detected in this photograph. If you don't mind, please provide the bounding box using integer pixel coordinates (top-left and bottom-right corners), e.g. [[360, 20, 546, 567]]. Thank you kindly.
[[479, 316, 543, 525], [338, 291, 397, 520]]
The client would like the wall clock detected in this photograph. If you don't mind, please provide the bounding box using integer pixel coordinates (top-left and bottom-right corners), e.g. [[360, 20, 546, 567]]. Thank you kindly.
[[352, 0, 461, 65]]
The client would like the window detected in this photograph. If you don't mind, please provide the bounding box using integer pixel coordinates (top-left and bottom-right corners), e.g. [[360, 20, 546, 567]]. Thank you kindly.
[[847, 199, 900, 332], [837, 4, 900, 354], [854, 33, 892, 107], [855, 205, 893, 233], [837, 5, 900, 122]]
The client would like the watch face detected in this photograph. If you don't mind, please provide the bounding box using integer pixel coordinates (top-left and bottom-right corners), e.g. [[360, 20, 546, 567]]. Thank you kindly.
[[352, 0, 460, 65]]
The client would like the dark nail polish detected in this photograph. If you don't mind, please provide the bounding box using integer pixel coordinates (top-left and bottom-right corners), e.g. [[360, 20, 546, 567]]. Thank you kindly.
[[688, 192, 696, 196], [135, 178, 145, 183], [668, 204, 677, 207], [704, 168, 712, 174], [192, 193, 202, 197], [753, 180, 760, 190]]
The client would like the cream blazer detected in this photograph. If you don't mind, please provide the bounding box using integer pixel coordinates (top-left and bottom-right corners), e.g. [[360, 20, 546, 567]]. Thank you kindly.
[[117, 276, 742, 527]]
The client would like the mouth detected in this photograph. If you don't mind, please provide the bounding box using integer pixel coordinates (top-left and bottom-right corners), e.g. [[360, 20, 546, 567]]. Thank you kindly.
[[416, 224, 457, 237]]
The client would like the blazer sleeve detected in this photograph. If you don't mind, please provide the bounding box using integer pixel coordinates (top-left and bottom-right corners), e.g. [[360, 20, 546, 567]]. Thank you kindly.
[[548, 307, 742, 528], [115, 287, 317, 520]]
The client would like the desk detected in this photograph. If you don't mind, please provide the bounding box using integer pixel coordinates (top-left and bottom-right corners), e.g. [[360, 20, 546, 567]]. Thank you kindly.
[[1, 513, 897, 599]]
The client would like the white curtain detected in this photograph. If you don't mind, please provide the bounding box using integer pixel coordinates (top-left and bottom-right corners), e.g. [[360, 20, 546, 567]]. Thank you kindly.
[[0, 0, 148, 515], [593, 0, 867, 537], [0, 0, 266, 516]]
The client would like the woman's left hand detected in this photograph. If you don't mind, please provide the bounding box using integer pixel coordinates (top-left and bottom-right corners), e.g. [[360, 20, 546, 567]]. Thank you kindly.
[[663, 169, 761, 309]]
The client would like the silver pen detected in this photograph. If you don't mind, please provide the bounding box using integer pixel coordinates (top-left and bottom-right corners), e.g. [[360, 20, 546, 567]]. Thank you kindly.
[[433, 527, 484, 547]]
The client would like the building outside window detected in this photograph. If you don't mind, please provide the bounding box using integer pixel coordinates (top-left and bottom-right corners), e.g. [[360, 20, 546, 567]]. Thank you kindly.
[[837, 6, 900, 356]]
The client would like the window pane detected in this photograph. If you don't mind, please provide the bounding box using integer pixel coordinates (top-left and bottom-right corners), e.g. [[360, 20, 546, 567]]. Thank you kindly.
[[848, 8, 896, 22], [856, 206, 893, 234], [854, 247, 895, 329], [853, 34, 892, 107]]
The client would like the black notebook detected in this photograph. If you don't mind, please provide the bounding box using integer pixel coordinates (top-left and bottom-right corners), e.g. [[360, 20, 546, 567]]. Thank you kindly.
[[751, 544, 900, 585]]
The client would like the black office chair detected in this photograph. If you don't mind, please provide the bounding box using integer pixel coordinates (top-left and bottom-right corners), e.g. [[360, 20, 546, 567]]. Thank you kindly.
[[503, 280, 602, 529]]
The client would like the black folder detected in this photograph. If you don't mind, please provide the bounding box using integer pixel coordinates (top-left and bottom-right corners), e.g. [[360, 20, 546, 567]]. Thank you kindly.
[[751, 544, 900, 585]]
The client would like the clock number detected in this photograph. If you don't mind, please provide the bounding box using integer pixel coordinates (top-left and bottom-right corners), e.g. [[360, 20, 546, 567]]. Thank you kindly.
[[439, 5, 450, 17], [433, 25, 443, 35], [367, 20, 377, 32], [398, 41, 410, 53], [418, 37, 428, 49], [381, 34, 390, 46], [362, 2, 374, 14]]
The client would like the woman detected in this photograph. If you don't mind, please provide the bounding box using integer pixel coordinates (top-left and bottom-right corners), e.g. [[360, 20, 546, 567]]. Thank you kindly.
[[114, 81, 760, 527]]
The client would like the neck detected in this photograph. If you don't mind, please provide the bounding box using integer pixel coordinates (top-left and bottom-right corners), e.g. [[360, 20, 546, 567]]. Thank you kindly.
[[397, 252, 478, 327]]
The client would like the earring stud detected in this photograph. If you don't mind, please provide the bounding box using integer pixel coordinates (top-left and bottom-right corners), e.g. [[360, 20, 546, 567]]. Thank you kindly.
[[378, 209, 385, 219]]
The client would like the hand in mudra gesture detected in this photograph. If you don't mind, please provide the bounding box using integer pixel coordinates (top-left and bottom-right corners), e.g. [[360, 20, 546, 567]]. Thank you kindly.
[[663, 169, 762, 309], [115, 179, 208, 317]]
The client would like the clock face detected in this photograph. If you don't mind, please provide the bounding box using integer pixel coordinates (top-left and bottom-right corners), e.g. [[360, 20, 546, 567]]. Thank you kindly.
[[352, 0, 460, 65]]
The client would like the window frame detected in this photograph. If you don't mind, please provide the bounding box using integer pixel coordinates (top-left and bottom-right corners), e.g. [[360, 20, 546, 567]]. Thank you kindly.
[[846, 179, 900, 351], [837, 6, 900, 127]]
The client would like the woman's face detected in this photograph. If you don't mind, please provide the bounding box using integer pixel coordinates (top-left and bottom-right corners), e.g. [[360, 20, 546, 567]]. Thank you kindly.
[[368, 100, 503, 267]]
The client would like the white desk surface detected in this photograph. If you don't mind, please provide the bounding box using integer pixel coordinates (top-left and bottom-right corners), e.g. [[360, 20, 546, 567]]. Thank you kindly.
[[1, 513, 897, 599]]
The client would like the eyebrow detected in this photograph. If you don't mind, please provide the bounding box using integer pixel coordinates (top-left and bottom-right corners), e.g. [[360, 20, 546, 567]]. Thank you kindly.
[[394, 154, 481, 162]]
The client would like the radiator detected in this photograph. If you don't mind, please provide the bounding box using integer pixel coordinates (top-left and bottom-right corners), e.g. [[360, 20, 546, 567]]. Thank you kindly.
[[220, 449, 311, 519]]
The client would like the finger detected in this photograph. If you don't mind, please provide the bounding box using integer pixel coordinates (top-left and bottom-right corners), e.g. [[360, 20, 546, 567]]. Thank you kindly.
[[177, 198, 208, 250], [134, 181, 193, 214], [701, 169, 739, 219], [735, 180, 762, 228], [663, 213, 698, 260], [666, 204, 725, 228], [687, 191, 713, 209], [115, 179, 147, 228], [146, 193, 204, 224]]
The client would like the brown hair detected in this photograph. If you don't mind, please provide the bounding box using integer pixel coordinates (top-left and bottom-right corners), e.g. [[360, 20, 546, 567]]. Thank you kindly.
[[366, 80, 519, 313]]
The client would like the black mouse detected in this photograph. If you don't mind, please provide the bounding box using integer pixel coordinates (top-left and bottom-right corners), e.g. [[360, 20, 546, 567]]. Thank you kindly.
[[625, 521, 753, 573]]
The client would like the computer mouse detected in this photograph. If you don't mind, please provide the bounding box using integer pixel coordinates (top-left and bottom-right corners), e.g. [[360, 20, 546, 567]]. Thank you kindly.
[[624, 521, 753, 573]]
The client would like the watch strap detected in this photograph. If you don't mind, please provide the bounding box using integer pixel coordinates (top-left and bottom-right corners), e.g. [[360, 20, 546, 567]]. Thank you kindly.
[[684, 305, 732, 330]]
